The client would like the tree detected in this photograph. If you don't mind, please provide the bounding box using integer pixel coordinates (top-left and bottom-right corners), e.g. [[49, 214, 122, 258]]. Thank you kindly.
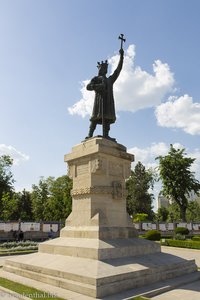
[[44, 175, 72, 221], [126, 162, 155, 220], [186, 201, 200, 222], [133, 213, 148, 222], [31, 177, 49, 221], [1, 192, 18, 221], [0, 155, 14, 201], [17, 190, 33, 221], [157, 206, 169, 222], [31, 175, 72, 221], [156, 145, 200, 222], [168, 202, 180, 222]]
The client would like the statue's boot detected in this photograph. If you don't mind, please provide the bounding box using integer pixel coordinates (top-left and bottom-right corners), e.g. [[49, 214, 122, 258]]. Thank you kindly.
[[103, 123, 110, 138], [85, 122, 96, 139]]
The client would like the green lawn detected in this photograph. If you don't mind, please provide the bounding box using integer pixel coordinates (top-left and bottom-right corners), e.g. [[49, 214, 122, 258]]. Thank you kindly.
[[0, 277, 65, 300], [0, 277, 150, 300], [130, 297, 149, 300]]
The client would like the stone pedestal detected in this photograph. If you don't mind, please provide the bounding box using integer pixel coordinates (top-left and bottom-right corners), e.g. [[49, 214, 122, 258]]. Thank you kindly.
[[62, 137, 137, 240], [3, 138, 197, 298]]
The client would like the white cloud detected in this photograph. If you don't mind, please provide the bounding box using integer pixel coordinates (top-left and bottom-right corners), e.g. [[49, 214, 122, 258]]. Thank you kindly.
[[0, 144, 29, 166], [155, 94, 200, 135], [68, 80, 93, 118], [128, 142, 169, 169], [68, 44, 175, 117], [128, 142, 200, 180]]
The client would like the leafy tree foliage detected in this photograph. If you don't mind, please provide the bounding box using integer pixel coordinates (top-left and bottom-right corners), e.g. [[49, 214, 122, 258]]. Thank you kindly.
[[126, 162, 155, 220], [133, 213, 148, 222], [17, 190, 33, 220], [44, 175, 72, 221], [31, 175, 72, 221], [156, 206, 169, 222], [156, 145, 200, 221], [0, 190, 33, 221], [0, 155, 14, 201], [1, 192, 18, 221], [167, 202, 180, 222], [187, 201, 200, 222], [31, 177, 49, 221]]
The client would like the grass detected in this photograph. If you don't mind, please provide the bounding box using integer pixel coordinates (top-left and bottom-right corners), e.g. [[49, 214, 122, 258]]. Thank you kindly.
[[129, 297, 149, 300], [0, 249, 37, 256], [0, 277, 65, 300], [0, 277, 151, 300]]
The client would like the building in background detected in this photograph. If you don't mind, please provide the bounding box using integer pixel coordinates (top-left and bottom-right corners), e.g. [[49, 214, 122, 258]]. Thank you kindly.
[[157, 190, 200, 209]]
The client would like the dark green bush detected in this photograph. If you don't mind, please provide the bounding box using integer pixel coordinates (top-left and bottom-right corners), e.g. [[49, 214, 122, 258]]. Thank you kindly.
[[192, 236, 200, 242], [161, 239, 200, 249], [145, 230, 161, 241], [175, 233, 186, 240], [161, 235, 173, 239], [175, 227, 189, 235]]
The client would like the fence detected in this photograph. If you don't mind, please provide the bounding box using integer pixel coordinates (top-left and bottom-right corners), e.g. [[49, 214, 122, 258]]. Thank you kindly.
[[134, 222, 200, 233], [1, 221, 200, 241], [0, 221, 64, 242]]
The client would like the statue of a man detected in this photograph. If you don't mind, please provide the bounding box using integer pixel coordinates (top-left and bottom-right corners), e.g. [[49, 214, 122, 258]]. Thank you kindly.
[[85, 47, 124, 139]]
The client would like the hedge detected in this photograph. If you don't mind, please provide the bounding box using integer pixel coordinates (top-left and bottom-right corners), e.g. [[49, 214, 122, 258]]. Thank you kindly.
[[161, 239, 200, 249], [192, 236, 200, 242], [175, 227, 189, 235], [145, 230, 161, 241]]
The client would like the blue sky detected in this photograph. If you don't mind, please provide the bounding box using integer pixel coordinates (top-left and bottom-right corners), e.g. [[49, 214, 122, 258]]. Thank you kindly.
[[1, 0, 200, 210]]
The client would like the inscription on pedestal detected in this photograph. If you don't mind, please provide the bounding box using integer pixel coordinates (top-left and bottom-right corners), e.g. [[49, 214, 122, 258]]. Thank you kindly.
[[77, 163, 89, 176]]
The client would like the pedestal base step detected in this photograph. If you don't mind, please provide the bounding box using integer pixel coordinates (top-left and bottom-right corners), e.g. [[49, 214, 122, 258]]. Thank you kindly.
[[3, 252, 197, 298], [39, 237, 161, 260]]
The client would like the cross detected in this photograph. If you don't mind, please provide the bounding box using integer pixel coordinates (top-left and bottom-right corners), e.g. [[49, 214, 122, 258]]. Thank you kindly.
[[118, 34, 126, 49]]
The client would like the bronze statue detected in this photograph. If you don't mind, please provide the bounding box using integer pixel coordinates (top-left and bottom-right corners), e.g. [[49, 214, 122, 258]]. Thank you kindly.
[[85, 34, 125, 139]]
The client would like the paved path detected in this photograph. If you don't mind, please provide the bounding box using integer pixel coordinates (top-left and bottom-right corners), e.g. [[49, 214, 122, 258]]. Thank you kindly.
[[151, 246, 200, 300], [0, 255, 21, 267], [161, 245, 200, 267], [151, 281, 200, 300]]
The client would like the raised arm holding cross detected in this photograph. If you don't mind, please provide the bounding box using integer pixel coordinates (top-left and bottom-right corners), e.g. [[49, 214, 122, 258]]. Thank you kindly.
[[118, 33, 126, 50]]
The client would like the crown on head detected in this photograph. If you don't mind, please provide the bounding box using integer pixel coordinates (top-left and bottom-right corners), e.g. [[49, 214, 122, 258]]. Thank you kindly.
[[97, 60, 108, 69]]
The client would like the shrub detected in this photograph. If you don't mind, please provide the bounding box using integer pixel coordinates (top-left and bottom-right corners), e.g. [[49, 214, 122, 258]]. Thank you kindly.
[[175, 233, 186, 240], [161, 235, 173, 239], [0, 241, 38, 249], [161, 239, 200, 249], [133, 213, 148, 222], [192, 236, 200, 242], [175, 227, 189, 235], [145, 230, 161, 241]]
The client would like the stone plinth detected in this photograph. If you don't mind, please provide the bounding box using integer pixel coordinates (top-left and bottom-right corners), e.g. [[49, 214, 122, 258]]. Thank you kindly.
[[3, 137, 198, 299], [61, 137, 137, 239]]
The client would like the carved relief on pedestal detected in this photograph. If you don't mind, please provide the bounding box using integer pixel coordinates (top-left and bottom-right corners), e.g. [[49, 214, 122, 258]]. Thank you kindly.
[[112, 181, 123, 199], [90, 157, 107, 174], [71, 181, 124, 200], [71, 186, 113, 196]]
